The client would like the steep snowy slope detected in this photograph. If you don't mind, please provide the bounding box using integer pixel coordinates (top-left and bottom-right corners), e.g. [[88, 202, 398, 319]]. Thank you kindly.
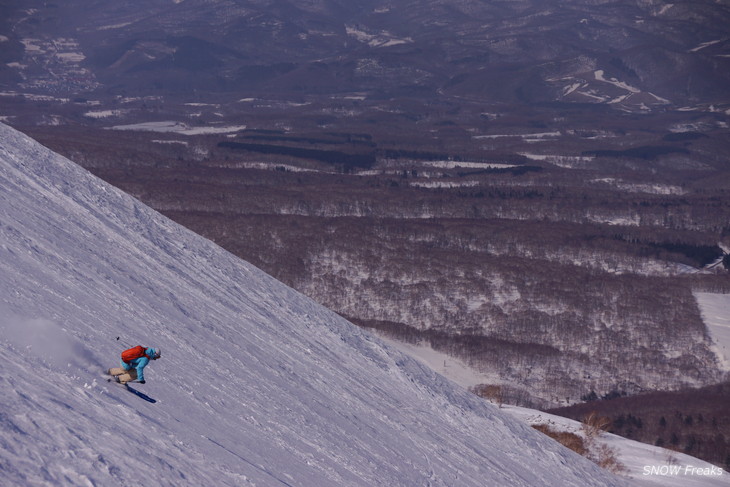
[[0, 122, 627, 486]]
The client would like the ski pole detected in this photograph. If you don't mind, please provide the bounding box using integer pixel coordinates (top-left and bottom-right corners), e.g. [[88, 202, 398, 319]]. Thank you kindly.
[[115, 336, 133, 348]]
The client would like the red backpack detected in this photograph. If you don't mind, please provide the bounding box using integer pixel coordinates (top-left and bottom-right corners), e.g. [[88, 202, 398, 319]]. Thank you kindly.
[[121, 345, 147, 363]]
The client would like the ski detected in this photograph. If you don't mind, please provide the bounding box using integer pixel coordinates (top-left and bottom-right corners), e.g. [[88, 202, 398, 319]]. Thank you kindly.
[[122, 384, 157, 403], [106, 371, 156, 403]]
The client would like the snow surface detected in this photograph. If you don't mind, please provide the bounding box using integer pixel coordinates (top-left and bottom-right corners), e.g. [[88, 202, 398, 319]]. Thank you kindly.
[[0, 122, 629, 486], [505, 407, 728, 487], [420, 161, 517, 169], [594, 70, 640, 93], [695, 292, 730, 371], [474, 131, 561, 140], [345, 26, 412, 48], [376, 335, 497, 390], [109, 121, 247, 135], [689, 39, 725, 53], [378, 335, 729, 485]]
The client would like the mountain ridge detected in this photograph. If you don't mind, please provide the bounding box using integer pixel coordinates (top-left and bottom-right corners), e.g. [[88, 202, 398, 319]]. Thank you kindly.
[[3, 0, 729, 106]]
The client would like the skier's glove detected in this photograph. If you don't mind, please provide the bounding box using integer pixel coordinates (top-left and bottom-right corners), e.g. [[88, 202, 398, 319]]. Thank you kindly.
[[138, 380, 146, 384]]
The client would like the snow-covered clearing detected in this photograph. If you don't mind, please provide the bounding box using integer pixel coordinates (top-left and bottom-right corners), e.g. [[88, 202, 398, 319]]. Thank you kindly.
[[563, 82, 584, 96], [151, 139, 189, 146], [594, 70, 640, 93], [0, 122, 629, 485], [110, 121, 247, 135], [0, 91, 69, 103], [409, 180, 482, 188], [520, 152, 593, 168], [695, 292, 730, 371], [345, 26, 412, 47], [590, 178, 687, 195], [474, 131, 561, 140], [97, 21, 133, 31], [656, 4, 674, 16], [420, 160, 517, 169], [208, 161, 324, 173], [84, 109, 124, 119], [690, 39, 726, 53], [376, 334, 498, 389]]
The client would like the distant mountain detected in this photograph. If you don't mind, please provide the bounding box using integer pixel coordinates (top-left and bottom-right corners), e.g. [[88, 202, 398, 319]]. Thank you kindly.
[[3, 0, 729, 107]]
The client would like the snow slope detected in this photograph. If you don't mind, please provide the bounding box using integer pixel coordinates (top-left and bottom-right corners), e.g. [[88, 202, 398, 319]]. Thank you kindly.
[[695, 292, 730, 371], [0, 122, 628, 486], [506, 407, 728, 487]]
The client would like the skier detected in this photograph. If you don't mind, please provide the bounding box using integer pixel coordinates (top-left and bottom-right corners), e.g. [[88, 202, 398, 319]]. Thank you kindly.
[[108, 345, 161, 384]]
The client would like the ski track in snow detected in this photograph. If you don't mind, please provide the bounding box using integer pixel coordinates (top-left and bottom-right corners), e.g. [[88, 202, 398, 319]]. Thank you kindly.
[[0, 121, 687, 486]]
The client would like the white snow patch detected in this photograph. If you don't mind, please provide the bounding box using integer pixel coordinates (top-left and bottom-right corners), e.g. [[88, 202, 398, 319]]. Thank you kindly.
[[345, 26, 413, 48], [210, 161, 323, 173], [21, 38, 43, 53], [648, 92, 671, 104], [421, 160, 518, 169], [656, 4, 674, 15], [474, 131, 561, 140], [110, 121, 247, 135], [563, 82, 584, 96], [610, 94, 631, 104], [98, 21, 133, 30], [151, 139, 189, 146], [56, 51, 86, 63], [591, 179, 687, 195], [519, 153, 594, 168], [576, 89, 613, 103], [689, 39, 726, 53], [84, 110, 124, 119], [694, 292, 730, 371], [587, 215, 641, 226], [594, 70, 640, 93], [409, 181, 481, 189], [376, 334, 497, 389], [669, 122, 708, 132]]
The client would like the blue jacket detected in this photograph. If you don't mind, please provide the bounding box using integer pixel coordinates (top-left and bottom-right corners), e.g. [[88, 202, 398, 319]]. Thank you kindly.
[[120, 347, 157, 381]]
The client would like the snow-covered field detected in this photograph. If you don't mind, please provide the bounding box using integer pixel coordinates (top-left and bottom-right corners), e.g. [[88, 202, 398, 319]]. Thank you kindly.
[[345, 26, 412, 47], [695, 292, 730, 371], [110, 121, 247, 135], [0, 122, 631, 486], [420, 160, 517, 169], [376, 335, 498, 389], [474, 131, 561, 140]]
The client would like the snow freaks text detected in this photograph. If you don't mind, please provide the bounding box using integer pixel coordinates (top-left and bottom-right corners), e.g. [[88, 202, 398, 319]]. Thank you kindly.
[[642, 465, 724, 477]]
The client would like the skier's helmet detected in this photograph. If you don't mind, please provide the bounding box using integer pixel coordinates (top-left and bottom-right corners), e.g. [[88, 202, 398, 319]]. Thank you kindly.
[[147, 347, 162, 360]]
